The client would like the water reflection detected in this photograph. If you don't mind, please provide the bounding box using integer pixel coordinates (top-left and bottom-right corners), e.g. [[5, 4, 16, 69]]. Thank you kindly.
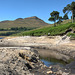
[[0, 37, 5, 39], [41, 59, 58, 67], [0, 38, 2, 39], [40, 57, 66, 67]]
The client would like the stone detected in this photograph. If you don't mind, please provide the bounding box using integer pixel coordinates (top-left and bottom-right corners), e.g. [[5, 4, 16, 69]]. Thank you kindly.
[[49, 66, 52, 69], [47, 70, 53, 74]]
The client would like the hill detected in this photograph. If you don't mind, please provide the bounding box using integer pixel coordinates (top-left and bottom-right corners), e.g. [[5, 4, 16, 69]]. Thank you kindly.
[[0, 16, 49, 29]]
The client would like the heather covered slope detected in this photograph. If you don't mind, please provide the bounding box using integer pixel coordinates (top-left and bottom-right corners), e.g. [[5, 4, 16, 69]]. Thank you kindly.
[[0, 16, 49, 29]]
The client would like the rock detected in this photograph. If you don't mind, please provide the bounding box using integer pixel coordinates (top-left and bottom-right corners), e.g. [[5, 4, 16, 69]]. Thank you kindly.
[[62, 72, 69, 75], [49, 66, 52, 69], [0, 47, 45, 75], [47, 70, 53, 74], [57, 70, 63, 75]]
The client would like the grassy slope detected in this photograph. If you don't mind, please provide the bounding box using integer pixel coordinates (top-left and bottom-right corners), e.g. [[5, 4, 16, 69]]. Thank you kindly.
[[61, 19, 72, 24], [12, 22, 75, 38]]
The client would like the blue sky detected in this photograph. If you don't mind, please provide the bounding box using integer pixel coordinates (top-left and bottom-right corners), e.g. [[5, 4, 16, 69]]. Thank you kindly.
[[0, 0, 74, 24]]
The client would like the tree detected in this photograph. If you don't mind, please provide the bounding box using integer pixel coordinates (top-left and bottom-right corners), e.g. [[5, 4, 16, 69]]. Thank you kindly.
[[58, 16, 63, 24], [71, 10, 75, 20], [73, 10, 75, 20], [48, 11, 59, 26], [48, 17, 55, 23], [63, 1, 75, 23], [63, 14, 69, 20]]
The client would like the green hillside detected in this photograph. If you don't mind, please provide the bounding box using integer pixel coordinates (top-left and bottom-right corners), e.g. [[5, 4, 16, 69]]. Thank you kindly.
[[0, 16, 49, 29], [12, 21, 75, 39]]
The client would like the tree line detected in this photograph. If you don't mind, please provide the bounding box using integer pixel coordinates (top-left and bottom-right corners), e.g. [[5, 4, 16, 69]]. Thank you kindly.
[[0, 27, 36, 31], [48, 1, 75, 26]]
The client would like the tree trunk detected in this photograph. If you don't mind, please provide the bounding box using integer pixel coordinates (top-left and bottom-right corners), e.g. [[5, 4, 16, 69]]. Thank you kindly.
[[54, 20, 56, 27], [54, 23, 56, 27], [72, 10, 73, 23]]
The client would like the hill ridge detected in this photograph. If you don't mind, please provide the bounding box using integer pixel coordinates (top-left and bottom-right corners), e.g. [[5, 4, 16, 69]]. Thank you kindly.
[[0, 16, 49, 28]]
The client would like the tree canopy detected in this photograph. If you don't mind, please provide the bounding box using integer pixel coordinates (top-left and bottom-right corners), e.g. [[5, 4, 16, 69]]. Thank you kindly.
[[63, 1, 75, 23], [58, 16, 63, 24], [63, 14, 69, 20], [48, 11, 59, 26]]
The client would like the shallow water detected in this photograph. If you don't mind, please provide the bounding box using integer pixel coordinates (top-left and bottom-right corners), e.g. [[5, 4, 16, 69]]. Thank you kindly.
[[40, 57, 66, 67], [0, 37, 5, 39], [41, 59, 58, 67], [32, 48, 67, 67], [0, 38, 3, 39]]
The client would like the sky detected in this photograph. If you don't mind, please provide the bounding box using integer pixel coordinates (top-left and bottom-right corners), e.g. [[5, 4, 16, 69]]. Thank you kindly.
[[0, 0, 74, 24]]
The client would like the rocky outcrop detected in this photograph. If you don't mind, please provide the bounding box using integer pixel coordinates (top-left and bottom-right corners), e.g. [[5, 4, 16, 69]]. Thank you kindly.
[[0, 47, 58, 75], [0, 47, 43, 75], [0, 47, 73, 75]]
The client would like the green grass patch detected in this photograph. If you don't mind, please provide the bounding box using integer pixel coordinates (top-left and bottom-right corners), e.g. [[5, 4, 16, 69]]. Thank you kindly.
[[67, 33, 75, 40]]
